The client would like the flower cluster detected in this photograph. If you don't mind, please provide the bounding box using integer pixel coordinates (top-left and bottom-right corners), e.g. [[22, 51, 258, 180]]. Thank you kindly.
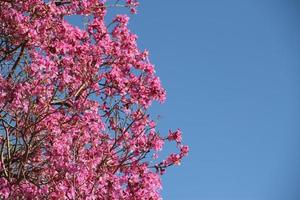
[[0, 0, 188, 199]]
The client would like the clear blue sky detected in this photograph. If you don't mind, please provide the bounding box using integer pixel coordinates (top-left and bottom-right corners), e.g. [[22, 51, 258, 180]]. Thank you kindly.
[[130, 0, 300, 200], [70, 0, 300, 199]]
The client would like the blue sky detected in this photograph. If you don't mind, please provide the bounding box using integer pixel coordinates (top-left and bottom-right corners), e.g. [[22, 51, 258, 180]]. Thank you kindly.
[[128, 0, 300, 200]]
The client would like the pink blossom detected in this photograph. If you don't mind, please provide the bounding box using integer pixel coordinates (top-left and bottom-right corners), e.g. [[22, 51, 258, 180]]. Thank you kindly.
[[167, 129, 183, 143], [180, 145, 190, 156], [0, 0, 188, 199]]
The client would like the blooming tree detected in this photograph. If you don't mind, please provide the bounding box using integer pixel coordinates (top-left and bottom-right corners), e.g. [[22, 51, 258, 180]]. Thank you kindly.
[[0, 0, 188, 199]]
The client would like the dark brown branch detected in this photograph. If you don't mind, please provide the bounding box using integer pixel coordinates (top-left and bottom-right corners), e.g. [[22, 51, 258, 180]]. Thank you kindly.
[[54, 1, 71, 6], [7, 43, 26, 80], [50, 99, 72, 107]]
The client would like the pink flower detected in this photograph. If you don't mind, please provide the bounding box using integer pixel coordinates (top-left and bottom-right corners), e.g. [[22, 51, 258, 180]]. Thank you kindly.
[[167, 129, 182, 143], [167, 153, 181, 165], [180, 145, 189, 156], [0, 0, 188, 199], [152, 135, 164, 151]]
